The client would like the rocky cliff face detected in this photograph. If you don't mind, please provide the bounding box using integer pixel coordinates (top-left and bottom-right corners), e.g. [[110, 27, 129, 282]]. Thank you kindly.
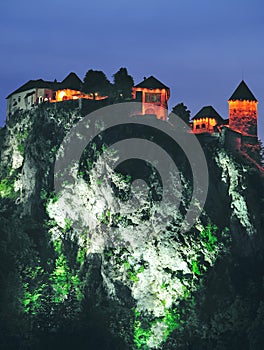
[[0, 104, 264, 350]]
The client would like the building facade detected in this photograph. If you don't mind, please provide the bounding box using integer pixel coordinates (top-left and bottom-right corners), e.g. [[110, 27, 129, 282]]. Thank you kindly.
[[6, 72, 107, 119], [191, 80, 258, 140], [132, 76, 170, 120], [192, 106, 224, 134], [6, 74, 259, 142], [228, 80, 258, 137]]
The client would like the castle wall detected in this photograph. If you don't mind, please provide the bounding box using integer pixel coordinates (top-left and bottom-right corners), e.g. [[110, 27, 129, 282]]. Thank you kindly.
[[7, 90, 35, 117], [7, 88, 53, 118], [228, 100, 258, 136], [132, 87, 169, 120], [53, 89, 108, 102], [222, 127, 242, 152], [192, 117, 217, 134]]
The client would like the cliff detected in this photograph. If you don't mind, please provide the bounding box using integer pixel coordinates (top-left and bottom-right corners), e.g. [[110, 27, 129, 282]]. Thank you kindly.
[[0, 103, 264, 350]]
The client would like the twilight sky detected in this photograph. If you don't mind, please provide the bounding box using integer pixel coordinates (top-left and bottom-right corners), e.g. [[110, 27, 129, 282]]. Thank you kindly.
[[0, 0, 264, 141]]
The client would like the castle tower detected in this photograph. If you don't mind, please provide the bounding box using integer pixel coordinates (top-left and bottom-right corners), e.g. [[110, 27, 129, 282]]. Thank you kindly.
[[192, 105, 223, 134], [132, 76, 170, 120], [228, 80, 258, 137]]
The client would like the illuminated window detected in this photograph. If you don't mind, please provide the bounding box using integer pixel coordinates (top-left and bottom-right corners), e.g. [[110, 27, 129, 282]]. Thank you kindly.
[[145, 93, 161, 103]]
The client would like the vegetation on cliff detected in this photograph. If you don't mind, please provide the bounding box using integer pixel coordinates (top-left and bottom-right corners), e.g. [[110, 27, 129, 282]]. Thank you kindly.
[[0, 104, 264, 350]]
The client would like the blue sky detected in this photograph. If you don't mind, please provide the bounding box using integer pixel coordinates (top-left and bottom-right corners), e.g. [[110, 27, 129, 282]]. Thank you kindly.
[[0, 0, 264, 141]]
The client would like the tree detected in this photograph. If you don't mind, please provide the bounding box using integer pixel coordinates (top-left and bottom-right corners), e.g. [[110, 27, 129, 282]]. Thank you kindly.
[[259, 140, 264, 166], [112, 67, 134, 100], [169, 103, 191, 127], [83, 70, 111, 99]]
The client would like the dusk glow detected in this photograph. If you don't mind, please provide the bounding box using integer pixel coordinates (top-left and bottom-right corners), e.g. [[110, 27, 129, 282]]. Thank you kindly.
[[1, 0, 264, 141], [1, 2, 264, 349]]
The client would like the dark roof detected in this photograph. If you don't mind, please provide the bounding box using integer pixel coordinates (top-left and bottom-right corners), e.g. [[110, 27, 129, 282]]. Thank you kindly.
[[135, 76, 169, 89], [25, 91, 35, 98], [7, 79, 55, 98], [58, 72, 82, 91], [192, 106, 223, 123], [7, 72, 83, 98], [228, 80, 257, 101]]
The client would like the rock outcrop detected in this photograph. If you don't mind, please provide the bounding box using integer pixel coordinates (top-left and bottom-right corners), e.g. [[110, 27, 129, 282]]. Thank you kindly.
[[0, 103, 264, 350]]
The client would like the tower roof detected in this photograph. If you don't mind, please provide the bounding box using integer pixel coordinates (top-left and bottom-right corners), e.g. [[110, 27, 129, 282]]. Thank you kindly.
[[135, 76, 169, 89], [59, 72, 82, 91], [6, 72, 83, 98], [6, 79, 55, 98], [229, 80, 257, 101], [192, 105, 223, 123]]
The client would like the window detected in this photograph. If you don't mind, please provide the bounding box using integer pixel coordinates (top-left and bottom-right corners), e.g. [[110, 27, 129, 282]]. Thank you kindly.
[[196, 125, 200, 129], [145, 93, 161, 103], [18, 96, 21, 102], [202, 123, 206, 128], [136, 91, 142, 101]]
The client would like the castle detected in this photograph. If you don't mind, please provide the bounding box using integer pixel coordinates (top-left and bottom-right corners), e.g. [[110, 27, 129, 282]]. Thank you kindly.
[[6, 72, 107, 119], [6, 73, 259, 144]]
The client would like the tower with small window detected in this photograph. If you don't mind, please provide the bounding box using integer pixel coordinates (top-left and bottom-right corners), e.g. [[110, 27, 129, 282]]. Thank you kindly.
[[192, 106, 223, 134], [228, 80, 258, 137], [132, 76, 170, 120]]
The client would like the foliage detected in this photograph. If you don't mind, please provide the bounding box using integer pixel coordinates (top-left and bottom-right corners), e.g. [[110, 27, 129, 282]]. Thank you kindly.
[[112, 67, 134, 100], [191, 259, 202, 276], [17, 129, 29, 155], [134, 311, 151, 349], [200, 224, 218, 252], [163, 308, 181, 340], [258, 139, 264, 166], [133, 307, 181, 349], [0, 173, 18, 199], [169, 103, 191, 126], [124, 261, 144, 283], [83, 69, 111, 99], [40, 189, 59, 203], [49, 238, 85, 303], [76, 246, 86, 265], [22, 266, 48, 314], [1, 105, 264, 350], [0, 178, 15, 198]]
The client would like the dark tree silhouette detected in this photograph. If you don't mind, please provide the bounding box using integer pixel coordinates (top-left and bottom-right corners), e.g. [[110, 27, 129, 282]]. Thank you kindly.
[[169, 103, 191, 126], [112, 67, 134, 100], [83, 70, 111, 99], [259, 140, 264, 166]]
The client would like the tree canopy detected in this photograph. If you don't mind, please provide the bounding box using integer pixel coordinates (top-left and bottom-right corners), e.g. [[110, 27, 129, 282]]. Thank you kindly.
[[112, 67, 134, 100], [83, 70, 111, 99], [169, 103, 191, 126]]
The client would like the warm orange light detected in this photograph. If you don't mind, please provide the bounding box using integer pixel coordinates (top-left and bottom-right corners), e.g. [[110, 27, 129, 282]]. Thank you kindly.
[[50, 89, 108, 103], [132, 86, 170, 120], [228, 99, 258, 136], [57, 90, 66, 101], [192, 118, 217, 134]]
